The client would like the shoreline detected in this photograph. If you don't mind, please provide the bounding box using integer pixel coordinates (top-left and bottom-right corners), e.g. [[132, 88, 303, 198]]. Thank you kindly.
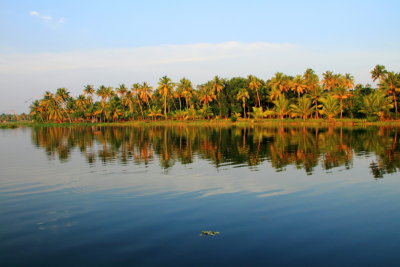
[[3, 119, 400, 128]]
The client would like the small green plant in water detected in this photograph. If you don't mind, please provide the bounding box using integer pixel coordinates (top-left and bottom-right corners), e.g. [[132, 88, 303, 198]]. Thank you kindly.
[[200, 230, 220, 236]]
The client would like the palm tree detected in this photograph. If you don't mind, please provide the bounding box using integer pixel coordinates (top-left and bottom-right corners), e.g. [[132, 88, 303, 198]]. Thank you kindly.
[[248, 75, 262, 107], [75, 95, 87, 112], [303, 68, 319, 91], [177, 78, 194, 109], [371, 64, 387, 87], [273, 95, 290, 119], [140, 82, 153, 109], [83, 84, 95, 111], [122, 90, 136, 119], [290, 96, 314, 120], [236, 88, 250, 118], [291, 75, 307, 98], [55, 88, 72, 122], [332, 87, 352, 119], [210, 76, 224, 117], [343, 73, 354, 90], [320, 95, 340, 120], [322, 71, 336, 91], [382, 71, 400, 117], [268, 72, 289, 96], [157, 76, 175, 118], [116, 84, 128, 98], [359, 90, 393, 120], [198, 84, 216, 119], [131, 83, 144, 118]]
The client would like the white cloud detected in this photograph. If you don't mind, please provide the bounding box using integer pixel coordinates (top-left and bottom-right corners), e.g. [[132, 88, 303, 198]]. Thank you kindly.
[[29, 11, 64, 24], [41, 15, 52, 22], [1, 41, 400, 112], [29, 11, 39, 16]]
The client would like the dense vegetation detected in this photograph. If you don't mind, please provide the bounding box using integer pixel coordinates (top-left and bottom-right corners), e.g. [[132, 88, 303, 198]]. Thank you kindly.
[[0, 113, 30, 122], [29, 65, 400, 123]]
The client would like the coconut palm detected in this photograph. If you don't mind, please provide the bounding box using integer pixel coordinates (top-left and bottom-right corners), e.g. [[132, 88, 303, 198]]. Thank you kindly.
[[382, 71, 400, 117], [290, 96, 314, 120], [303, 68, 319, 91], [268, 72, 289, 96], [198, 84, 216, 119], [140, 82, 153, 109], [332, 87, 353, 119], [210, 76, 224, 117], [320, 95, 340, 120], [177, 78, 194, 109], [371, 65, 387, 87], [359, 90, 393, 120], [273, 95, 290, 119], [157, 76, 175, 117], [131, 83, 144, 117], [55, 88, 72, 122], [248, 75, 262, 107], [236, 88, 250, 118], [83, 84, 95, 108], [322, 71, 336, 91], [116, 84, 128, 98], [291, 75, 307, 98]]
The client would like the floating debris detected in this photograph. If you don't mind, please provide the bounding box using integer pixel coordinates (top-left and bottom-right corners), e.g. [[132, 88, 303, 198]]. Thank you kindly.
[[200, 230, 220, 236]]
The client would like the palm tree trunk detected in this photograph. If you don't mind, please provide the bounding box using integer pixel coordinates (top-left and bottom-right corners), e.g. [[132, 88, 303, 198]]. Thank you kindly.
[[164, 95, 167, 119], [243, 101, 246, 118], [340, 99, 343, 119], [178, 97, 182, 111], [256, 89, 261, 107], [393, 92, 398, 119]]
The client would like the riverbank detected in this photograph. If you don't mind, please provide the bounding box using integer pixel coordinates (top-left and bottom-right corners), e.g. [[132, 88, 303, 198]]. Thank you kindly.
[[3, 119, 400, 128]]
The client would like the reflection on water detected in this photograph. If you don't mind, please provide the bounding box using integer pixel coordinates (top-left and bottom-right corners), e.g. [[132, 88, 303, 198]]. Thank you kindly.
[[31, 126, 400, 178], [3, 126, 400, 266]]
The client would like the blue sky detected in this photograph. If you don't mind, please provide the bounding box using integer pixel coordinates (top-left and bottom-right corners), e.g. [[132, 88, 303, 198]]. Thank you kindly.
[[0, 0, 400, 112]]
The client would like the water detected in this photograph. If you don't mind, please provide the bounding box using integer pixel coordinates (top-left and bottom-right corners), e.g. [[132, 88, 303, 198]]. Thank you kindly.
[[1, 126, 400, 266]]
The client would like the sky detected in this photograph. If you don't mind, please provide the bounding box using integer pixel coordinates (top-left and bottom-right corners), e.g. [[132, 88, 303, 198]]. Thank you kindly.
[[0, 0, 399, 113]]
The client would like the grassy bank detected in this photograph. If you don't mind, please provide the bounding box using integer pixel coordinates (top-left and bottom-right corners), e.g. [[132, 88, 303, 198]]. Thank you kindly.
[[3, 119, 400, 128]]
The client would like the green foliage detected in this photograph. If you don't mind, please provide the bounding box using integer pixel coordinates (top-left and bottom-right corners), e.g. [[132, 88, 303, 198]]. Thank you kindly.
[[28, 66, 400, 123]]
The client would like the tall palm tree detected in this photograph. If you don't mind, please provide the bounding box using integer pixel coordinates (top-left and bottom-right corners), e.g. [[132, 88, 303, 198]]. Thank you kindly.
[[382, 71, 400, 117], [309, 87, 324, 119], [83, 84, 95, 108], [248, 75, 262, 107], [140, 82, 153, 109], [268, 72, 289, 95], [116, 84, 128, 98], [157, 76, 175, 117], [55, 88, 72, 122], [210, 76, 224, 117], [198, 84, 216, 119], [132, 83, 144, 118], [371, 64, 387, 87], [177, 78, 194, 109], [322, 71, 336, 91], [332, 87, 352, 119], [303, 68, 319, 92], [236, 88, 250, 118], [291, 75, 307, 98]]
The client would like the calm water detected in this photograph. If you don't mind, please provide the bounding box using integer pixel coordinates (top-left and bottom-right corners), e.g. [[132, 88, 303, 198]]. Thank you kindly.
[[1, 126, 400, 266]]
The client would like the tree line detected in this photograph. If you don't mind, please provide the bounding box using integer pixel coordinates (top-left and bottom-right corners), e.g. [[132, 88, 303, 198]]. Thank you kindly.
[[29, 65, 400, 122]]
